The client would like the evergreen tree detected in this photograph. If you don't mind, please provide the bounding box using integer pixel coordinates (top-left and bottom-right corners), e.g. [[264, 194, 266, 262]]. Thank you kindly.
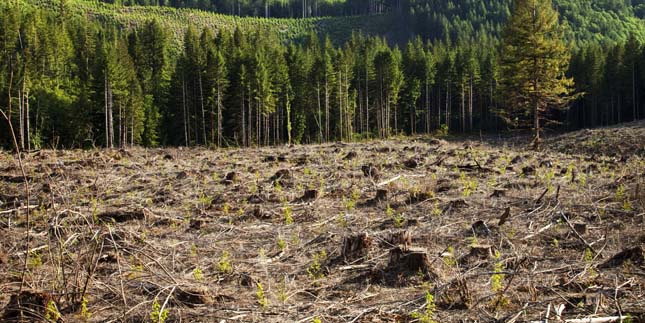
[[499, 0, 577, 149]]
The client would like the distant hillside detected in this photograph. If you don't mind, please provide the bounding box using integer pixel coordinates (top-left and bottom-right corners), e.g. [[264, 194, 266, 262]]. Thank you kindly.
[[23, 0, 645, 50], [23, 0, 398, 51]]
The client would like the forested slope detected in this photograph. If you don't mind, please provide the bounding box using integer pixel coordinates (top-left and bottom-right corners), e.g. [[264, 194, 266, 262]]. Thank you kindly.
[[1, 0, 644, 150], [24, 0, 645, 48]]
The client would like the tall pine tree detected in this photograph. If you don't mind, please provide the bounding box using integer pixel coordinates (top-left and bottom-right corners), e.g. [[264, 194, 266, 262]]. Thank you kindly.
[[499, 0, 577, 149]]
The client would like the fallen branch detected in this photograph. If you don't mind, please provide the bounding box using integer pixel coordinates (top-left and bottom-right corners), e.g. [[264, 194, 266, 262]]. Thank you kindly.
[[376, 174, 426, 187], [560, 211, 600, 258]]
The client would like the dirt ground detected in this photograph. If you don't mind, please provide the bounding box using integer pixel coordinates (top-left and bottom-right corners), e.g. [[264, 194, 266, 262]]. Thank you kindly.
[[1, 124, 644, 322]]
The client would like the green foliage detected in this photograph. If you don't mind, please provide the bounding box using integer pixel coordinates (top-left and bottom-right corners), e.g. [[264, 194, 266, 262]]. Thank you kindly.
[[80, 297, 91, 321], [256, 282, 269, 309], [193, 267, 204, 280], [307, 250, 327, 280], [491, 251, 504, 293], [499, 0, 578, 145], [216, 250, 233, 274], [150, 299, 169, 323], [443, 246, 457, 267], [283, 204, 294, 225], [411, 290, 438, 323], [45, 301, 60, 322], [1, 0, 644, 149]]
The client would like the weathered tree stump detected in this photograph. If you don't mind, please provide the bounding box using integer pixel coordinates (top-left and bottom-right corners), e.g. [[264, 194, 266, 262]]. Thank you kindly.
[[224, 171, 237, 183], [471, 220, 491, 236], [387, 246, 434, 280], [97, 209, 145, 223], [361, 164, 380, 179], [380, 230, 412, 248], [343, 151, 357, 160], [174, 286, 214, 307], [302, 189, 319, 201], [342, 233, 372, 262], [269, 169, 292, 186], [404, 158, 419, 168], [409, 190, 433, 204], [375, 189, 388, 202], [436, 278, 471, 309]]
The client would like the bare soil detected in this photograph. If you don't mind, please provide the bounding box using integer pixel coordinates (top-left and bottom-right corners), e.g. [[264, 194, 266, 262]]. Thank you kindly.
[[1, 125, 644, 322]]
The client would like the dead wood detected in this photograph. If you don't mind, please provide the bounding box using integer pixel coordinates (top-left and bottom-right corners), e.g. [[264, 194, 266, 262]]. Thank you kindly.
[[600, 246, 644, 268], [97, 209, 145, 223], [342, 233, 372, 262], [1, 290, 53, 323], [386, 246, 436, 282]]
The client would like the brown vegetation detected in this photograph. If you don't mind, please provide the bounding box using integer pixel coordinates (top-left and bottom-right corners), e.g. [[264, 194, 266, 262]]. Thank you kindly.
[[1, 127, 644, 322]]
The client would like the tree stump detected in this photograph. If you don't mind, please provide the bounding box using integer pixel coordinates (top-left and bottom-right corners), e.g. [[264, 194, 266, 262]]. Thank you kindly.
[[302, 189, 319, 201], [361, 164, 380, 179], [343, 151, 357, 160], [380, 230, 412, 248], [375, 189, 388, 202], [342, 233, 372, 262], [387, 246, 435, 280]]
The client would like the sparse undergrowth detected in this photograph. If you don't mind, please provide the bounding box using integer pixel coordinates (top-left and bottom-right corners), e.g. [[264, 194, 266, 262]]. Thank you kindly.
[[0, 128, 644, 322]]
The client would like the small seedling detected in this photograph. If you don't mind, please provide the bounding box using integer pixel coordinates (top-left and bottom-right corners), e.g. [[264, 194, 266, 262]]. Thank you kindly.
[[276, 237, 287, 251], [491, 251, 504, 293], [256, 282, 269, 309], [283, 204, 294, 225], [193, 267, 203, 281], [216, 251, 233, 274], [336, 212, 348, 227], [78, 296, 91, 321], [443, 246, 457, 267], [307, 250, 327, 280], [150, 299, 169, 323], [411, 290, 438, 323], [45, 300, 60, 322]]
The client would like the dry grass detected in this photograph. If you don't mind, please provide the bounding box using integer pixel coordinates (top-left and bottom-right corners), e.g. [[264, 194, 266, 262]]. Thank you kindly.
[[1, 127, 644, 322]]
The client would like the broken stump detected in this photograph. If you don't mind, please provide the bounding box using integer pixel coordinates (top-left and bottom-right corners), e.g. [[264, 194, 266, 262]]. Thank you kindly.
[[361, 164, 380, 179], [387, 246, 435, 280], [302, 189, 320, 201], [342, 233, 373, 262], [375, 189, 388, 202]]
